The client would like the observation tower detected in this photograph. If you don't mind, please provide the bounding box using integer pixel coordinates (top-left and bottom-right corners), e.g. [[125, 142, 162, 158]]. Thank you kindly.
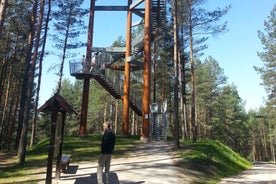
[[69, 0, 166, 142]]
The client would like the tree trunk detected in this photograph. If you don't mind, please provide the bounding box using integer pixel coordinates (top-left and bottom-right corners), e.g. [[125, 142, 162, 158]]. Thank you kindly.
[[262, 123, 268, 160], [0, 0, 8, 36], [131, 110, 134, 135], [1, 60, 12, 150], [251, 130, 256, 162], [0, 51, 8, 148], [57, 6, 73, 93], [30, 0, 46, 148], [173, 0, 180, 149], [114, 100, 118, 134], [104, 102, 107, 123], [178, 29, 187, 140], [135, 115, 139, 135], [17, 0, 38, 164], [153, 41, 157, 103], [0, 35, 11, 143], [188, 0, 197, 143], [6, 82, 18, 150], [269, 122, 275, 162]]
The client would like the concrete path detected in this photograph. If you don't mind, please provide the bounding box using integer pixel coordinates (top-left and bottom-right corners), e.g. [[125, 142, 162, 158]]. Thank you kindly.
[[44, 141, 191, 184], [218, 162, 276, 184]]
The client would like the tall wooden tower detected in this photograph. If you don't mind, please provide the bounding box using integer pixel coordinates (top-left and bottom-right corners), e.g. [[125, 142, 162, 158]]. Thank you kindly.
[[69, 0, 166, 142]]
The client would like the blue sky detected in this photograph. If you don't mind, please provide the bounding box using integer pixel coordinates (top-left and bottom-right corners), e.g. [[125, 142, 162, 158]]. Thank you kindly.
[[40, 0, 275, 112], [203, 0, 275, 111]]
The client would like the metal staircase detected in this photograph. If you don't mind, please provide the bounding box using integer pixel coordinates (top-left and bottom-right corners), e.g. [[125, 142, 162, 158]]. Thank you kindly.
[[150, 101, 169, 141], [93, 74, 142, 116], [151, 0, 166, 35], [69, 55, 143, 116], [93, 74, 121, 99]]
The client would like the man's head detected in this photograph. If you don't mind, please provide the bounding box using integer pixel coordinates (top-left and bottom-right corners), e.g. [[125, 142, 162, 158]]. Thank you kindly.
[[103, 122, 111, 130]]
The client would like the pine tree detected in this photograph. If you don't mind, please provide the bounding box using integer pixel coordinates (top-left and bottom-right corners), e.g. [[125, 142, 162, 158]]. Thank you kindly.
[[17, 0, 39, 164], [254, 3, 276, 161], [195, 56, 227, 138], [212, 85, 246, 152], [51, 0, 87, 93], [255, 4, 276, 105]]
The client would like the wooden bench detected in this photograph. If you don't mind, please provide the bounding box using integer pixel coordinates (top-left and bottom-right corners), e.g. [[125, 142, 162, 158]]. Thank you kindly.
[[61, 154, 71, 173]]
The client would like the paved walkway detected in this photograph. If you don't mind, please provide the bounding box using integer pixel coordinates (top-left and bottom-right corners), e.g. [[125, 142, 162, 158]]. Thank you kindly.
[[43, 141, 191, 184], [218, 162, 276, 184]]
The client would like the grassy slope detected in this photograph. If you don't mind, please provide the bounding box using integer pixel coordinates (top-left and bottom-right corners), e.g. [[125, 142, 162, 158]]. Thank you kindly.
[[178, 139, 252, 183], [0, 135, 141, 183], [0, 136, 252, 184]]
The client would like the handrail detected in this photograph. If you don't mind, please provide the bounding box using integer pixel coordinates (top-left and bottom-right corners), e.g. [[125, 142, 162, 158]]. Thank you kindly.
[[69, 58, 142, 116]]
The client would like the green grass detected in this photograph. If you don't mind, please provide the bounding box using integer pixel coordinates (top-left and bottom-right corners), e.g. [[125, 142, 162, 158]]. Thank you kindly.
[[0, 136, 252, 184], [178, 139, 252, 183], [0, 135, 141, 183]]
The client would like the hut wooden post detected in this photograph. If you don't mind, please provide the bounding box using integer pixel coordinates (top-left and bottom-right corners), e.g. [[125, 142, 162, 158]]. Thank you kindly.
[[46, 110, 58, 184], [38, 94, 76, 184], [55, 111, 66, 179]]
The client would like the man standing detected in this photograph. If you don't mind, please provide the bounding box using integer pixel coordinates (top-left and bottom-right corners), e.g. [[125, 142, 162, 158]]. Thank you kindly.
[[97, 122, 116, 184]]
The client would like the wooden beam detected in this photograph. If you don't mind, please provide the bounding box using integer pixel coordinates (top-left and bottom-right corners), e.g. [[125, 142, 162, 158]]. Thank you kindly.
[[129, 0, 144, 10], [109, 65, 125, 71], [92, 47, 126, 53], [95, 6, 128, 11], [109, 65, 143, 71], [122, 0, 133, 137], [141, 0, 151, 142]]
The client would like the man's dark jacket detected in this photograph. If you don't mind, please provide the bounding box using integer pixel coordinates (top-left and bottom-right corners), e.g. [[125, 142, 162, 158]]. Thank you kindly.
[[101, 129, 116, 154]]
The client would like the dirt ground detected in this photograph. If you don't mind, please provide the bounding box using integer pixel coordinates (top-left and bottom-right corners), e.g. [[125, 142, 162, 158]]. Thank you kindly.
[[0, 151, 17, 168]]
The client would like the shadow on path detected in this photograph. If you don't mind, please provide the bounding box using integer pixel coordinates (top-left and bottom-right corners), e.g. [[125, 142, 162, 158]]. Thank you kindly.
[[73, 172, 145, 184], [37, 141, 189, 184]]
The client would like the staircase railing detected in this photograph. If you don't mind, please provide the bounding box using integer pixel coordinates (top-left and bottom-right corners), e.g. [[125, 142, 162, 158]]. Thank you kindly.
[[69, 57, 142, 116], [97, 67, 142, 116]]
